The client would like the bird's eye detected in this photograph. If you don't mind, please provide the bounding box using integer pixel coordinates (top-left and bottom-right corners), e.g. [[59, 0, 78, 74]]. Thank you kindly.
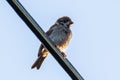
[[64, 20, 69, 23]]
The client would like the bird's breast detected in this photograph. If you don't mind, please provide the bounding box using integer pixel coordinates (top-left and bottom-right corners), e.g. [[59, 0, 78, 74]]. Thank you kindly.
[[49, 27, 72, 52]]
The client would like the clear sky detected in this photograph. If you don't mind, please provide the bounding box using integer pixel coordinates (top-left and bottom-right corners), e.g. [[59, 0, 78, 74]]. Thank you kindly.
[[0, 0, 120, 80]]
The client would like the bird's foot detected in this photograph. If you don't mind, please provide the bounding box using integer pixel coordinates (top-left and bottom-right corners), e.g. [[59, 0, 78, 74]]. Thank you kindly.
[[61, 52, 67, 59]]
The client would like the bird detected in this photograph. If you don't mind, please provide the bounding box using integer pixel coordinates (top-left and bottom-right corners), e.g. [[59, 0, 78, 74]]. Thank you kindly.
[[31, 16, 73, 69]]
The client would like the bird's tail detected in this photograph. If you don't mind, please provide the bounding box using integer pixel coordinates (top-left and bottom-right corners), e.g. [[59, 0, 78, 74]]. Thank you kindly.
[[31, 55, 46, 69]]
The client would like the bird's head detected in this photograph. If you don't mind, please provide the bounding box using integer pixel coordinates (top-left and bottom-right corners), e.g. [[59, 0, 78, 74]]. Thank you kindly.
[[57, 16, 73, 28]]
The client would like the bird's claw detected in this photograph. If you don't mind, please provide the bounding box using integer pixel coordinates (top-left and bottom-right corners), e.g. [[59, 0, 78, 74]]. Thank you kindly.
[[61, 52, 67, 59]]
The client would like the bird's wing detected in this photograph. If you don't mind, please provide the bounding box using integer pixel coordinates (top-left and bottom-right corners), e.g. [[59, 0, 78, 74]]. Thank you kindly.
[[46, 24, 56, 36]]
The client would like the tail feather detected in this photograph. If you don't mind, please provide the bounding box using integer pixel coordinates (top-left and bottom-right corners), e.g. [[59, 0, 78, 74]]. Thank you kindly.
[[31, 56, 46, 69], [36, 57, 45, 69]]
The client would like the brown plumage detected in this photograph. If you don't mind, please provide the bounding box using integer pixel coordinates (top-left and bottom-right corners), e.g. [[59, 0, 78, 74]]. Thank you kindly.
[[31, 16, 73, 69]]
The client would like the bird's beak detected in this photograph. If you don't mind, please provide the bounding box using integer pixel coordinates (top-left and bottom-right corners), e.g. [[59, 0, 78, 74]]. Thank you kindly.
[[70, 21, 73, 24]]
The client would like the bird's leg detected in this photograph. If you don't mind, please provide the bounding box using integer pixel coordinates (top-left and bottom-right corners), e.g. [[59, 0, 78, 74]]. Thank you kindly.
[[55, 45, 67, 59]]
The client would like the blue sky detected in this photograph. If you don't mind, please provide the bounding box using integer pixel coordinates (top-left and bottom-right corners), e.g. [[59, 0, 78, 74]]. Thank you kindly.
[[0, 0, 120, 80]]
